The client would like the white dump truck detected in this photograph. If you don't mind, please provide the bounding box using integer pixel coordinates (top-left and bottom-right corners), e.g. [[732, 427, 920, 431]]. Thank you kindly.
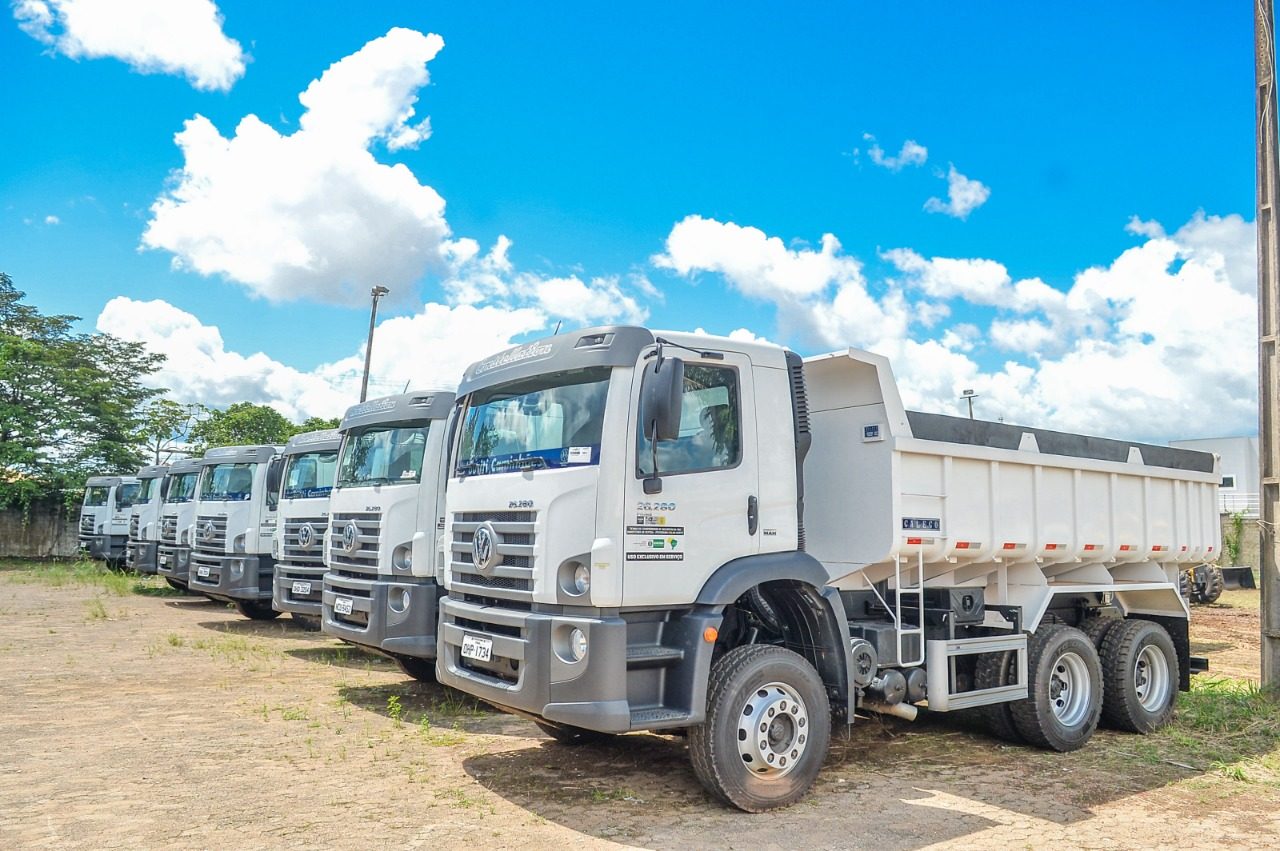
[[124, 465, 168, 574], [271, 429, 342, 630], [321, 391, 455, 680], [437, 326, 1218, 812], [188, 445, 284, 618], [78, 475, 140, 565], [157, 458, 203, 591]]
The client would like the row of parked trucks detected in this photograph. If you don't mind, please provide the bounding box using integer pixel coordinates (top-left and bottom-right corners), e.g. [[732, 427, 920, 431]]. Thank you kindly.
[[77, 325, 1221, 811]]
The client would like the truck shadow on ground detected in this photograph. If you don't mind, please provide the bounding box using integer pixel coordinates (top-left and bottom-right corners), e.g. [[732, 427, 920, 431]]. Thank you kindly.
[[193, 617, 328, 641], [285, 644, 397, 670], [336, 680, 516, 736], [161, 596, 224, 610], [458, 709, 1265, 850]]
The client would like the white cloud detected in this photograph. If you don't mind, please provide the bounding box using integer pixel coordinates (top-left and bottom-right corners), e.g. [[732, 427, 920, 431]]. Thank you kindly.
[[655, 212, 1257, 442], [924, 164, 990, 219], [863, 134, 928, 171], [96, 296, 547, 420], [43, 214, 59, 225], [141, 28, 449, 305], [1125, 215, 1164, 239], [13, 0, 245, 91]]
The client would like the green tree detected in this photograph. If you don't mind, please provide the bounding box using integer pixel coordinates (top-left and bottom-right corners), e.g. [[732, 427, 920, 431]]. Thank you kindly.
[[295, 416, 340, 434], [0, 272, 164, 508], [135, 400, 207, 464], [189, 402, 296, 449]]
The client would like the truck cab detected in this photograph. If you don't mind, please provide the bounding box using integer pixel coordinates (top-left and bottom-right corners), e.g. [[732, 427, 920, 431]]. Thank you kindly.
[[78, 475, 140, 564], [320, 391, 455, 680], [124, 465, 169, 574], [437, 325, 1219, 812], [188, 444, 284, 619], [271, 429, 341, 630], [157, 458, 203, 590]]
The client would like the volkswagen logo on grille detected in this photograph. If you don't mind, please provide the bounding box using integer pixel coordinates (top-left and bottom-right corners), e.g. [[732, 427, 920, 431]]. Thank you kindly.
[[342, 520, 360, 554], [472, 523, 499, 573], [201, 520, 217, 541], [297, 523, 316, 550]]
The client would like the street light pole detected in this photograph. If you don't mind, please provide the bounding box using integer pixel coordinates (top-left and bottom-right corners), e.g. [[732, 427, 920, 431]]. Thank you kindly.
[[961, 389, 979, 420], [359, 285, 390, 403]]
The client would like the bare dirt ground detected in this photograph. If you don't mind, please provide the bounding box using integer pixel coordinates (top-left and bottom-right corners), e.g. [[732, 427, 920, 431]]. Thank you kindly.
[[1, 565, 1278, 850]]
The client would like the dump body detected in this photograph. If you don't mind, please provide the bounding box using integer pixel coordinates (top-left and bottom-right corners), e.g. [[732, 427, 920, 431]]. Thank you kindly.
[[802, 349, 1219, 631], [188, 445, 282, 605], [125, 465, 169, 574], [320, 391, 455, 664], [157, 458, 203, 586], [272, 429, 341, 624], [78, 476, 139, 562]]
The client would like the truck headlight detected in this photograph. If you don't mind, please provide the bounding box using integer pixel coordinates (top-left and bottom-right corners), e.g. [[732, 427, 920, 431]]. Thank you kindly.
[[230, 559, 244, 579], [233, 533, 246, 553], [389, 588, 411, 614], [569, 627, 588, 662], [97, 523, 105, 534], [393, 544, 412, 571], [573, 564, 591, 595]]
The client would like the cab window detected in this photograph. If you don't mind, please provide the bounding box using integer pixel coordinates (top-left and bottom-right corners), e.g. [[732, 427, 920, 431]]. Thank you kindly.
[[637, 365, 741, 476]]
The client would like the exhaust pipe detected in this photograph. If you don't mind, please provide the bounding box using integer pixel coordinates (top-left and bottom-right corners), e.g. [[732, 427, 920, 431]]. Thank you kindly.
[[862, 701, 918, 721]]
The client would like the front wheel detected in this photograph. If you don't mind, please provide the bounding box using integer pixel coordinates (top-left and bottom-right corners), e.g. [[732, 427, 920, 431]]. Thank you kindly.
[[689, 645, 831, 812], [233, 600, 282, 620], [165, 578, 189, 593], [291, 613, 321, 632]]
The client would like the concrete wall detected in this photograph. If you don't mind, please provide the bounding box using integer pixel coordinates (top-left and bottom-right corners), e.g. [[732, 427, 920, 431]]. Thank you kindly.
[[0, 499, 79, 559], [1220, 510, 1260, 569]]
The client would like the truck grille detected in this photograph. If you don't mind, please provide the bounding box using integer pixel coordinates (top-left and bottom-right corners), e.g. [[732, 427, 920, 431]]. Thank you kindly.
[[449, 510, 536, 603], [328, 511, 380, 576], [160, 514, 179, 545], [189, 551, 222, 587], [282, 515, 328, 567], [129, 516, 140, 540], [193, 514, 227, 555], [80, 514, 94, 536]]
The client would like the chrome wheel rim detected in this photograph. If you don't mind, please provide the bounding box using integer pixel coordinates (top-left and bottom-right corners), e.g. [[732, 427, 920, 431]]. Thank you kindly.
[[737, 681, 809, 778], [1048, 651, 1091, 727], [1134, 644, 1172, 712]]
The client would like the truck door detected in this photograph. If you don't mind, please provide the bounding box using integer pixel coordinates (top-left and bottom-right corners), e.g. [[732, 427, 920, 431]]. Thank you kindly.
[[623, 352, 760, 606]]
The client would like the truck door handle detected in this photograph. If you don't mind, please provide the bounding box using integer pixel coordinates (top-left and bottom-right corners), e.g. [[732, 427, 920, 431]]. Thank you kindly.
[[747, 495, 758, 536]]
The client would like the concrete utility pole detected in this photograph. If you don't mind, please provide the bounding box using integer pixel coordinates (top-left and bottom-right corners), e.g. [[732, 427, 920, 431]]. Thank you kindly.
[[961, 389, 978, 420], [1257, 0, 1280, 690], [359, 285, 390, 403]]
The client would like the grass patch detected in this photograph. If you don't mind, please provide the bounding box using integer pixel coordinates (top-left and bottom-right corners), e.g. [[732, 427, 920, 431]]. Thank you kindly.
[[190, 634, 277, 665], [84, 597, 109, 621], [0, 558, 178, 598]]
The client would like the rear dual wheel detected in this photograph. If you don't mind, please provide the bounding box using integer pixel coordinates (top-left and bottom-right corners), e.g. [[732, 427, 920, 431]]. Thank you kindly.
[[1100, 619, 1177, 733], [1010, 624, 1103, 751]]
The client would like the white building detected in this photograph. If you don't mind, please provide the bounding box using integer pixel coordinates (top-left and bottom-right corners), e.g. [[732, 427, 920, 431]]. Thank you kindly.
[[1169, 435, 1259, 517]]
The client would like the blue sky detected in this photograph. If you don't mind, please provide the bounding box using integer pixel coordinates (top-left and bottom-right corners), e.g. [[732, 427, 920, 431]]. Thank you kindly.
[[0, 1, 1260, 440]]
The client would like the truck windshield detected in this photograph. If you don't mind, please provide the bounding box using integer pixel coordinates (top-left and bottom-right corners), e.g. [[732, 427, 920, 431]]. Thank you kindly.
[[454, 366, 610, 477], [83, 486, 109, 507], [200, 463, 255, 501], [135, 478, 156, 503], [337, 425, 429, 487], [116, 483, 140, 508], [165, 472, 199, 504], [283, 450, 338, 498]]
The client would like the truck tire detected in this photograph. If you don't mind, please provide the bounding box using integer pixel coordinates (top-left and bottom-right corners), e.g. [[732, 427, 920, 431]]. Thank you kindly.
[[1178, 569, 1192, 601], [973, 650, 1023, 743], [1200, 565, 1224, 604], [233, 600, 282, 620], [291, 613, 321, 632], [1099, 619, 1178, 733], [165, 578, 189, 593], [533, 720, 612, 745], [394, 654, 437, 682], [1009, 624, 1103, 752], [689, 644, 831, 812], [1080, 616, 1120, 649]]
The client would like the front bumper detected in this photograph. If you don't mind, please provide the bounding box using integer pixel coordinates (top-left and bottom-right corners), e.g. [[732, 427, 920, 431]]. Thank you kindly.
[[436, 596, 631, 732], [127, 541, 160, 574], [321, 573, 445, 660], [187, 552, 275, 602], [273, 562, 325, 617], [81, 534, 126, 561], [157, 545, 190, 583]]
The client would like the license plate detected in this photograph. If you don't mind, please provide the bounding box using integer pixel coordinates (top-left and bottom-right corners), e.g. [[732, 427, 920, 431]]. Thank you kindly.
[[159, 555, 169, 566], [291, 581, 312, 595], [460, 634, 493, 662], [196, 565, 210, 578], [334, 597, 353, 615]]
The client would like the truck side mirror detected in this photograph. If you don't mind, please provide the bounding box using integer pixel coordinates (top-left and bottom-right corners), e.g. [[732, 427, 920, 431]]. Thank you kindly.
[[159, 477, 170, 500], [639, 355, 684, 494], [266, 457, 284, 510]]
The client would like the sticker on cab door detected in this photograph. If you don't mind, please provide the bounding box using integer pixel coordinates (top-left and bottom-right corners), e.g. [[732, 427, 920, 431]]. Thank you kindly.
[[566, 446, 593, 464]]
